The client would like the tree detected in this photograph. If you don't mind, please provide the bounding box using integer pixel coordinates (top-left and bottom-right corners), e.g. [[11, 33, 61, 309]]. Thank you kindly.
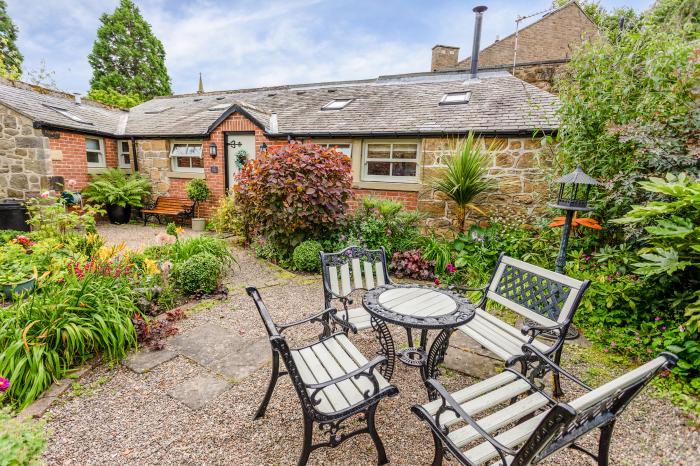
[[27, 60, 57, 89], [552, 0, 639, 40], [86, 88, 143, 108], [0, 0, 22, 78], [88, 0, 171, 102]]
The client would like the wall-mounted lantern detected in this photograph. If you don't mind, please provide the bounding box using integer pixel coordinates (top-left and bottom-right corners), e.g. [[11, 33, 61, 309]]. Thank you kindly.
[[209, 142, 218, 158], [259, 142, 268, 154]]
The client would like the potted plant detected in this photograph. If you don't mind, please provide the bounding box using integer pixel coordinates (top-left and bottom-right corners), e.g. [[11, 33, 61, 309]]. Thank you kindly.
[[83, 169, 152, 224], [186, 178, 211, 232], [0, 244, 36, 299]]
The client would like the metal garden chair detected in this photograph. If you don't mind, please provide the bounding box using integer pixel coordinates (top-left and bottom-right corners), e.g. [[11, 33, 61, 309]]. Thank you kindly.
[[319, 246, 397, 380], [247, 286, 399, 466]]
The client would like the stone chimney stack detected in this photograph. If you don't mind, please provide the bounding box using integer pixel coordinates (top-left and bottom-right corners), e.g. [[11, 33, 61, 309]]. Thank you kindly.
[[431, 45, 460, 71]]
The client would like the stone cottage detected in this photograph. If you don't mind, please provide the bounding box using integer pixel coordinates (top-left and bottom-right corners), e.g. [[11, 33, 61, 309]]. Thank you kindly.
[[431, 1, 599, 92], [0, 68, 559, 227]]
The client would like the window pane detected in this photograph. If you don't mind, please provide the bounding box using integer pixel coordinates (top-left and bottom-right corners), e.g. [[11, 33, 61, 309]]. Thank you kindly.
[[86, 139, 100, 151], [122, 154, 130, 164], [367, 161, 390, 176], [367, 144, 390, 159], [120, 141, 129, 153], [176, 157, 191, 168], [86, 151, 100, 164], [191, 156, 203, 168], [391, 162, 417, 177], [186, 144, 202, 156], [191, 145, 202, 156], [393, 144, 418, 160], [171, 144, 187, 156]]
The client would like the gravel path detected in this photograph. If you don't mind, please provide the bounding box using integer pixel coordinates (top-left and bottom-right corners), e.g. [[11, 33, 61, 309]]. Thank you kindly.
[[96, 222, 200, 251], [41, 248, 700, 465]]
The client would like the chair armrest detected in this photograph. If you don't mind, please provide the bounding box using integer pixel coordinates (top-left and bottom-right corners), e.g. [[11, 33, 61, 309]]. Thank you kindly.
[[425, 378, 518, 457], [513, 344, 593, 391], [306, 355, 388, 403], [521, 321, 567, 341], [328, 309, 358, 334], [277, 308, 336, 333]]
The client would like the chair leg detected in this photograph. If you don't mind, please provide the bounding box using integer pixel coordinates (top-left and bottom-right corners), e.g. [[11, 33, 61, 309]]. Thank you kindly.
[[254, 351, 280, 420], [553, 347, 565, 398], [430, 430, 444, 466], [297, 414, 314, 466], [367, 404, 389, 465], [598, 421, 615, 466]]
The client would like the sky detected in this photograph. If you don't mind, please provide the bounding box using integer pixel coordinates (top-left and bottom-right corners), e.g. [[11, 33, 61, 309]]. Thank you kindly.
[[9, 0, 654, 95]]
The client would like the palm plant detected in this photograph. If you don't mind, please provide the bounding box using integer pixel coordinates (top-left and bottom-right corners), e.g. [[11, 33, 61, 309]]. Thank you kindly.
[[83, 169, 151, 208], [431, 132, 496, 232]]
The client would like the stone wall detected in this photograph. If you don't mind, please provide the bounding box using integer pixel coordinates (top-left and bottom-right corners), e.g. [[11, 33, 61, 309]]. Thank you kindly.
[[0, 106, 52, 199], [418, 136, 553, 231]]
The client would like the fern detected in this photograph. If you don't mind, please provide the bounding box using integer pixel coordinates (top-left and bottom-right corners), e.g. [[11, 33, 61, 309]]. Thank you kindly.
[[83, 169, 151, 207]]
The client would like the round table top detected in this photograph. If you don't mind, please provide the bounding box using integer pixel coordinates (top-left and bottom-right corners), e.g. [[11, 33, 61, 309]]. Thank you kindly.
[[362, 284, 475, 329]]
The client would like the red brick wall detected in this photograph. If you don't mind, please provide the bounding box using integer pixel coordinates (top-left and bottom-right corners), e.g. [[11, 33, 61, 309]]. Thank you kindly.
[[349, 188, 418, 210], [48, 132, 119, 190]]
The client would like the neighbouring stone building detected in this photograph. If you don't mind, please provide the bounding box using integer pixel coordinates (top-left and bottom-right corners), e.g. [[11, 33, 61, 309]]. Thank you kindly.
[[0, 65, 559, 229], [431, 1, 599, 92]]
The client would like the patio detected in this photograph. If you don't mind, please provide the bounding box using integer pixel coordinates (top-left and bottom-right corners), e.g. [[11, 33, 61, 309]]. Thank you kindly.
[[40, 247, 698, 465]]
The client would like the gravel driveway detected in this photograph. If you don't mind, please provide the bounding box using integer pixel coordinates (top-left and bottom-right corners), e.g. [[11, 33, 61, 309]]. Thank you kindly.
[[41, 248, 699, 465]]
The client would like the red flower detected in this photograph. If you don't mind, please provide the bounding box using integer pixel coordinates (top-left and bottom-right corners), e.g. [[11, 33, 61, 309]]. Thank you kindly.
[[434, 278, 440, 286]]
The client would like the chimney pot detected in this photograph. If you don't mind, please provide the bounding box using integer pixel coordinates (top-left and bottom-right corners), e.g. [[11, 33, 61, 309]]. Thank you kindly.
[[73, 93, 81, 105], [430, 44, 460, 72], [470, 6, 488, 79]]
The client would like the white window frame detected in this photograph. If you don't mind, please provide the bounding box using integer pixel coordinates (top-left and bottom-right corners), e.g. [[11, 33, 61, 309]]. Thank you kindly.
[[316, 141, 352, 157], [169, 140, 204, 173], [85, 137, 106, 168], [118, 140, 131, 169], [440, 91, 471, 105], [321, 99, 353, 110], [362, 140, 420, 183]]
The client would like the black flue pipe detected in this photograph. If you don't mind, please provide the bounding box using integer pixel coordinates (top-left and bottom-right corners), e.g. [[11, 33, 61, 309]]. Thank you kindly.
[[470, 6, 488, 79]]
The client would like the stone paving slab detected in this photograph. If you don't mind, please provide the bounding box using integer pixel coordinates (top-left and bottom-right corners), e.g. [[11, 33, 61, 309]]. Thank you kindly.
[[168, 322, 240, 366], [208, 338, 271, 381], [166, 373, 230, 410], [123, 349, 177, 374]]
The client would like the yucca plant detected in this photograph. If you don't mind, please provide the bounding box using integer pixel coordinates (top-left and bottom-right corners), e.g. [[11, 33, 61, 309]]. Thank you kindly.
[[83, 168, 151, 208], [431, 133, 496, 232]]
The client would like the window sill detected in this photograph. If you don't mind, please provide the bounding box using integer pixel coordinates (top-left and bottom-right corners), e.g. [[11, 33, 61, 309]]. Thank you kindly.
[[353, 180, 421, 192], [166, 171, 205, 179], [87, 167, 108, 175]]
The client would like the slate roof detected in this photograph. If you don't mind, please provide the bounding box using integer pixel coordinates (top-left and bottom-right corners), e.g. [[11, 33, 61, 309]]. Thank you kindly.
[[0, 79, 126, 136], [0, 70, 560, 138]]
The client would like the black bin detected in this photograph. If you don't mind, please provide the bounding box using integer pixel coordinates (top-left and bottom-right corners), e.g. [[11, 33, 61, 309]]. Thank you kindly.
[[0, 199, 30, 231]]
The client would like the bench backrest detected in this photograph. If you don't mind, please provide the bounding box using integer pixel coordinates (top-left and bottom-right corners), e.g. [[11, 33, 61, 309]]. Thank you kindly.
[[320, 246, 390, 308], [485, 254, 590, 327], [513, 353, 677, 466], [154, 197, 193, 210]]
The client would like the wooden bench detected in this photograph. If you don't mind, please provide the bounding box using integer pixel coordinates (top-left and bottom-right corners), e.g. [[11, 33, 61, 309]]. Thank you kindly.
[[413, 345, 677, 466], [455, 254, 590, 396], [320, 246, 397, 381], [142, 196, 194, 226], [247, 287, 398, 466]]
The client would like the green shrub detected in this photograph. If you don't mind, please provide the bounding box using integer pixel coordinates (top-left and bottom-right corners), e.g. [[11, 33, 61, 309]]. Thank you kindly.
[[292, 240, 323, 272], [210, 194, 244, 236], [236, 143, 353, 254], [185, 178, 211, 204], [0, 230, 24, 244], [0, 407, 46, 464], [350, 197, 421, 255], [174, 253, 221, 294], [169, 236, 233, 266], [142, 244, 173, 261]]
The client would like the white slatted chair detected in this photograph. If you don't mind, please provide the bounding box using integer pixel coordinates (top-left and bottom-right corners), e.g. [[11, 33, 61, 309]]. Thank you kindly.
[[247, 287, 398, 466], [320, 246, 397, 380], [413, 344, 677, 466], [455, 253, 591, 396]]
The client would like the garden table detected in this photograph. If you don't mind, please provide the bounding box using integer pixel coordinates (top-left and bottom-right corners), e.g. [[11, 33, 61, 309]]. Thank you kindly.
[[362, 284, 475, 385]]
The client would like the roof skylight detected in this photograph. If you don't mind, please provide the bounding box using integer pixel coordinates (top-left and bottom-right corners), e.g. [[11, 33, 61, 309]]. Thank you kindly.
[[321, 99, 352, 110], [439, 92, 471, 105], [43, 105, 91, 124], [208, 103, 230, 111], [144, 106, 173, 114]]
